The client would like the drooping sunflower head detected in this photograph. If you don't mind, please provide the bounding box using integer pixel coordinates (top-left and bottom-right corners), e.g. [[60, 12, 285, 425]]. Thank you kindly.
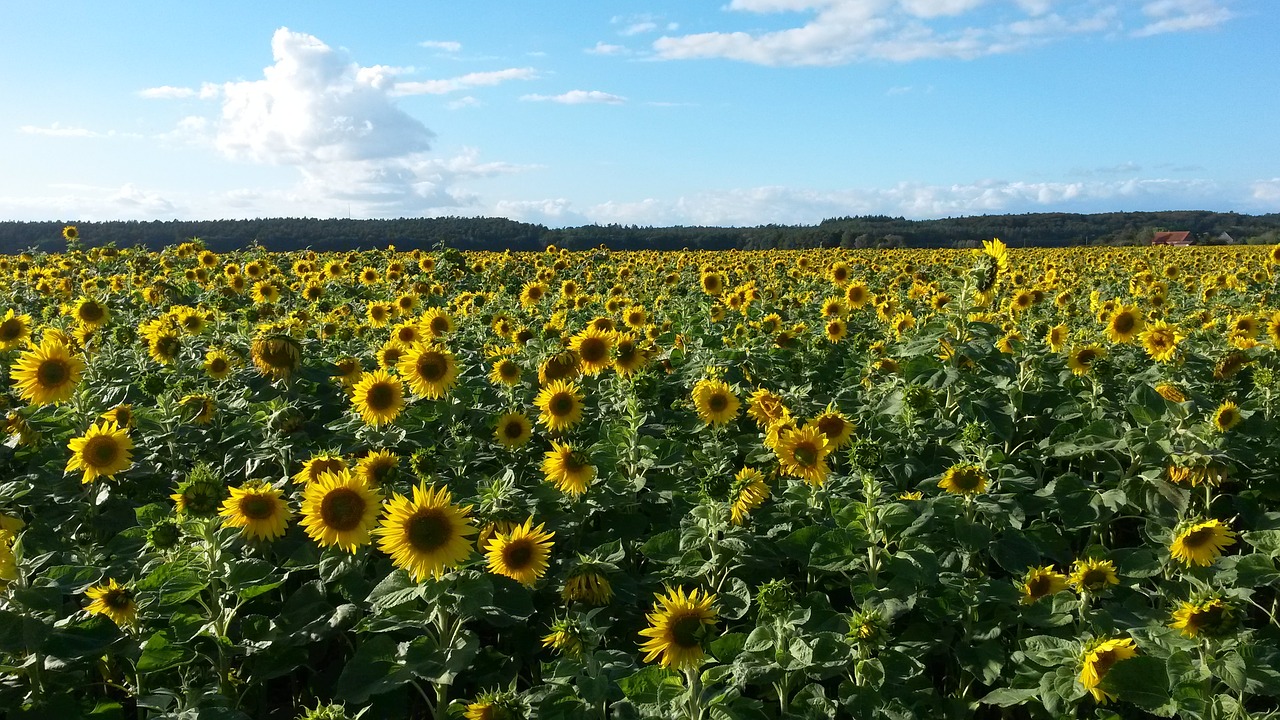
[[638, 586, 719, 669], [1170, 518, 1237, 567], [250, 334, 302, 380], [1068, 558, 1119, 593], [729, 467, 770, 526], [938, 462, 988, 496], [66, 421, 134, 484], [10, 335, 85, 406], [219, 481, 292, 541], [299, 469, 383, 552], [1154, 382, 1186, 403], [178, 393, 216, 425], [562, 565, 614, 605], [746, 388, 790, 428], [535, 379, 584, 432], [691, 378, 740, 427], [1020, 565, 1069, 604], [541, 617, 586, 658], [1169, 596, 1236, 639], [374, 483, 477, 581], [485, 518, 555, 587], [1078, 637, 1138, 703], [351, 369, 405, 427], [84, 578, 138, 627]]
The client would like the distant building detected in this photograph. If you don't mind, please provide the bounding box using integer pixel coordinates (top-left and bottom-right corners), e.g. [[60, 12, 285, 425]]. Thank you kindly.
[[1151, 231, 1192, 246], [1217, 232, 1235, 243]]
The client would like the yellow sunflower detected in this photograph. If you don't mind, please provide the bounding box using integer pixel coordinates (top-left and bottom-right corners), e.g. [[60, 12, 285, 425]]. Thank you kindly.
[[774, 425, 831, 486], [746, 388, 790, 428], [1211, 400, 1242, 432], [351, 369, 405, 427], [355, 449, 399, 486], [485, 518, 555, 586], [1170, 519, 1236, 566], [1078, 637, 1137, 703], [1045, 324, 1068, 352], [488, 358, 522, 387], [1169, 597, 1234, 638], [72, 297, 110, 328], [1154, 382, 1186, 403], [1020, 565, 1069, 604], [293, 453, 348, 484], [398, 344, 459, 400], [204, 349, 235, 380], [1140, 321, 1182, 363], [420, 308, 456, 339], [101, 404, 134, 429], [219, 482, 292, 541], [729, 467, 769, 526], [1067, 344, 1106, 376], [494, 412, 533, 449], [1105, 305, 1144, 344], [562, 567, 614, 605], [535, 379, 584, 432], [11, 335, 84, 406], [692, 378, 740, 426], [1068, 558, 1119, 593], [541, 441, 595, 496], [85, 578, 138, 627], [569, 327, 614, 376], [250, 334, 302, 380], [638, 586, 718, 669], [938, 462, 988, 496], [808, 405, 855, 449], [373, 483, 476, 581], [299, 469, 383, 552], [0, 309, 33, 350], [66, 421, 134, 484]]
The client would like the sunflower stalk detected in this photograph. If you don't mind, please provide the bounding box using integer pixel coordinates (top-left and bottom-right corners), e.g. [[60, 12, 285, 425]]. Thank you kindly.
[[684, 666, 704, 720]]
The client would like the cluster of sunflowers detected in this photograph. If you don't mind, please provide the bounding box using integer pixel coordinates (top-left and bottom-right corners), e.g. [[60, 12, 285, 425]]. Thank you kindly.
[[0, 230, 1279, 719]]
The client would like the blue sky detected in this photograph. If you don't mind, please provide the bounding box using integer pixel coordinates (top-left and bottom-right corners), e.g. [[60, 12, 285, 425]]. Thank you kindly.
[[3, 0, 1277, 227]]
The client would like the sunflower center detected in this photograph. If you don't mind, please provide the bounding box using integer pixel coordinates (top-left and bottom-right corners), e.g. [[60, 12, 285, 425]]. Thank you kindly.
[[1113, 314, 1135, 334], [37, 358, 70, 387], [430, 317, 450, 335], [209, 358, 228, 373], [366, 383, 398, 412], [1077, 349, 1098, 364], [498, 361, 518, 379], [320, 488, 367, 532], [793, 443, 818, 468], [397, 328, 418, 343], [564, 452, 587, 471], [549, 392, 575, 417], [503, 420, 526, 439], [1026, 576, 1051, 598], [83, 435, 120, 467], [669, 613, 704, 649], [0, 319, 23, 340], [371, 307, 388, 321], [502, 539, 535, 570], [405, 509, 453, 552], [953, 468, 982, 491], [708, 393, 729, 413], [1082, 569, 1109, 587], [818, 417, 845, 439], [104, 588, 134, 610], [1092, 649, 1122, 675], [79, 302, 105, 322], [236, 494, 275, 520], [578, 337, 608, 363], [155, 335, 181, 358], [258, 341, 297, 368], [1182, 528, 1214, 549], [417, 354, 446, 381]]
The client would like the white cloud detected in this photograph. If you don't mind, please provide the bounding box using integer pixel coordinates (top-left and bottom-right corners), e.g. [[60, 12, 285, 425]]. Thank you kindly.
[[653, 0, 1228, 66], [586, 41, 629, 55], [138, 83, 222, 99], [446, 96, 481, 110], [419, 40, 462, 52], [620, 21, 658, 36], [521, 90, 627, 105], [18, 122, 99, 138], [1132, 0, 1232, 37], [1252, 179, 1280, 204], [0, 183, 181, 220], [493, 198, 591, 227], [391, 67, 539, 96]]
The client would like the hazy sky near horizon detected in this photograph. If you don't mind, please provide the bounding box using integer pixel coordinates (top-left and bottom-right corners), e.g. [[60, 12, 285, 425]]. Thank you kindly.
[[3, 0, 1277, 227]]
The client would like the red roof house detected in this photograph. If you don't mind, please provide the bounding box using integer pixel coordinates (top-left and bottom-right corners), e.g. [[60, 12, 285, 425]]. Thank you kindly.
[[1151, 231, 1192, 246]]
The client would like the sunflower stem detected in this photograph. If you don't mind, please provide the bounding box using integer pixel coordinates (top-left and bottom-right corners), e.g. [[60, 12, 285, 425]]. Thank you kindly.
[[684, 666, 704, 720]]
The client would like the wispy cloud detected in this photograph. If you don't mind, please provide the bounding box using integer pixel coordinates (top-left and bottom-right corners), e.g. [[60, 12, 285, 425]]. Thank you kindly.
[[586, 42, 629, 56], [1132, 0, 1233, 37], [418, 40, 462, 53], [521, 90, 627, 105], [18, 123, 142, 139], [137, 83, 221, 100], [392, 67, 539, 96]]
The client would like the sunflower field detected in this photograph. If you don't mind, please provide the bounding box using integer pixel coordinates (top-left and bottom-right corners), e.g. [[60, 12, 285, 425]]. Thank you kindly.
[[2, 234, 1280, 720]]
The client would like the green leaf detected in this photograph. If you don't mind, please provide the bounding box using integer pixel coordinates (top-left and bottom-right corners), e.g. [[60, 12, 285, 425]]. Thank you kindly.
[[335, 634, 407, 704], [137, 562, 207, 606], [710, 632, 747, 662], [365, 571, 425, 613], [1100, 655, 1170, 711], [1212, 651, 1247, 694], [979, 688, 1038, 707], [137, 630, 195, 672], [617, 666, 684, 706], [1244, 530, 1280, 558]]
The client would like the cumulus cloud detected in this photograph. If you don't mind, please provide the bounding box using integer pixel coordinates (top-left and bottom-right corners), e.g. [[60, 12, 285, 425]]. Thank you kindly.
[[1252, 179, 1280, 205], [653, 0, 1231, 66], [138, 83, 221, 100], [493, 198, 591, 227], [521, 90, 627, 105], [391, 67, 538, 96]]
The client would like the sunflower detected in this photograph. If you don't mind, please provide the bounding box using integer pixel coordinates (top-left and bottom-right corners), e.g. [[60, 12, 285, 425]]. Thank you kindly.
[[1169, 597, 1234, 638], [373, 483, 476, 581], [638, 586, 718, 669], [1067, 344, 1106, 376], [1045, 324, 1068, 352], [390, 320, 424, 347], [66, 421, 134, 484], [1140, 321, 1181, 363], [729, 467, 769, 526], [84, 578, 138, 627], [355, 449, 399, 486], [63, 225, 79, 241], [488, 358, 522, 387], [541, 441, 595, 496], [420, 308, 456, 339], [938, 462, 988, 496], [541, 617, 586, 658], [145, 330, 182, 365], [1170, 519, 1236, 566], [398, 344, 459, 399], [366, 301, 393, 327], [612, 333, 649, 376], [464, 691, 521, 720], [494, 412, 533, 449], [170, 466, 226, 516], [293, 453, 348, 484], [1211, 400, 1242, 432], [691, 378, 740, 426], [774, 425, 831, 486], [809, 405, 855, 449], [1078, 637, 1137, 703], [569, 327, 614, 376], [178, 394, 216, 425], [562, 567, 614, 605], [101, 404, 134, 428], [299, 469, 383, 552], [1068, 558, 1119, 593], [535, 379, 584, 432], [204, 349, 235, 380], [1154, 382, 1186, 403], [250, 334, 302, 380], [1020, 565, 1069, 604], [351, 369, 405, 427], [746, 388, 790, 428], [824, 318, 847, 343], [0, 530, 17, 583], [1105, 305, 1144, 344], [10, 335, 84, 406], [73, 297, 110, 328], [0, 309, 32, 350], [219, 482, 292, 541], [485, 518, 555, 586]]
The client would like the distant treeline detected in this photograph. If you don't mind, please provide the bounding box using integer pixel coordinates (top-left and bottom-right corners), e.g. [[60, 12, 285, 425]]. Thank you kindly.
[[3, 210, 1279, 254]]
